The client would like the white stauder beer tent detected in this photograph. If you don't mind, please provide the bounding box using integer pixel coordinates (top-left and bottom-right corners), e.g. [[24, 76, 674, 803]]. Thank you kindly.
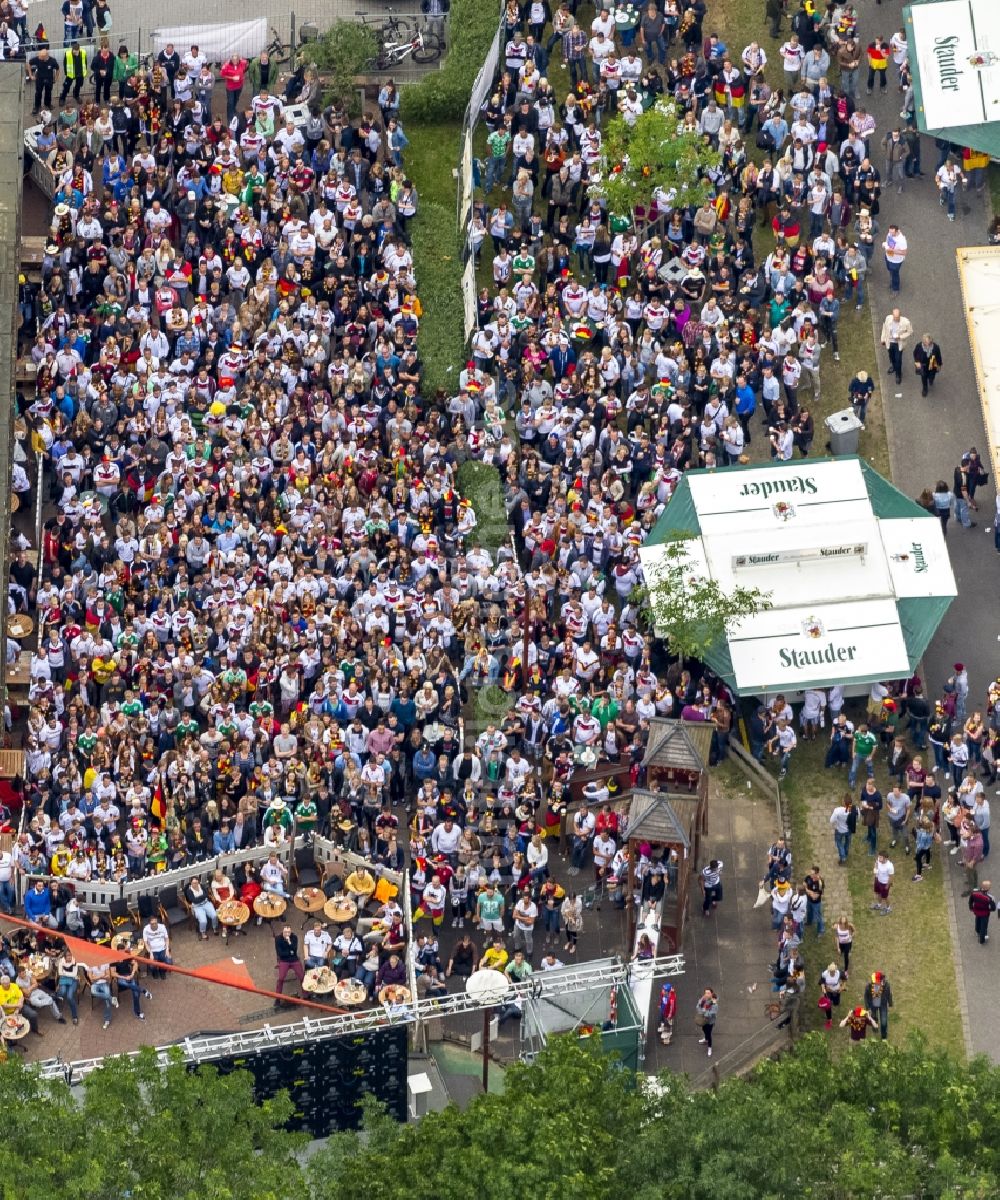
[[639, 458, 957, 697], [903, 0, 1000, 158]]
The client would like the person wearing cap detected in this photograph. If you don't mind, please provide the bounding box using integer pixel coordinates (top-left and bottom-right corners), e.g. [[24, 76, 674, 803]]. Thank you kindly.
[[841, 1004, 877, 1041], [863, 970, 893, 1039], [769, 877, 793, 930]]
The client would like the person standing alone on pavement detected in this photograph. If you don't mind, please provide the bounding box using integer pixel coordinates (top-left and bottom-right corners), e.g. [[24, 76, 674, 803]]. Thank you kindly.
[[880, 307, 913, 396], [59, 40, 87, 105], [274, 925, 305, 1006], [696, 987, 718, 1056], [27, 45, 59, 114], [912, 334, 942, 397], [866, 35, 889, 94], [969, 881, 996, 944], [881, 126, 908, 193], [701, 858, 723, 916]]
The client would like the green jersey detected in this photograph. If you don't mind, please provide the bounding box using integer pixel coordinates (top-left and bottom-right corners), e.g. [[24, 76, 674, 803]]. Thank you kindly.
[[478, 892, 504, 922], [487, 129, 511, 160], [853, 730, 877, 757]]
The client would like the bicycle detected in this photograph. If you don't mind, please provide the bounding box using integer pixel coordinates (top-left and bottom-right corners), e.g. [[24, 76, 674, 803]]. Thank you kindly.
[[265, 26, 293, 68], [355, 9, 414, 42], [413, 25, 445, 62], [366, 30, 441, 70]]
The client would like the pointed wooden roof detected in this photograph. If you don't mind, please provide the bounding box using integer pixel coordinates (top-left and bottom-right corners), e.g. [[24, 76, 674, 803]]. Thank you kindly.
[[643, 718, 712, 772], [626, 789, 691, 849]]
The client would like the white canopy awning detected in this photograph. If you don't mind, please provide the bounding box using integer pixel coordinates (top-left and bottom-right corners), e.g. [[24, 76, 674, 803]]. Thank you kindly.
[[639, 459, 957, 694]]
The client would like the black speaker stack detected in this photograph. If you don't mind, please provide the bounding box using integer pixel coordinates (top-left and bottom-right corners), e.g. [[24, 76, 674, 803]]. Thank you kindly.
[[197, 1025, 409, 1135]]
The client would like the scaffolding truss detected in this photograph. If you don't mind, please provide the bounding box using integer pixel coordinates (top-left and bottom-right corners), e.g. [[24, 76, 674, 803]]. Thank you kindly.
[[36, 953, 685, 1083]]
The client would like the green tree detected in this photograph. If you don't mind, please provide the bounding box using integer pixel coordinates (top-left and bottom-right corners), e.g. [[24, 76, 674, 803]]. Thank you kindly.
[[0, 1049, 307, 1200], [637, 534, 770, 664], [589, 100, 721, 234], [310, 21, 379, 112], [307, 1037, 646, 1200], [309, 1035, 1000, 1200]]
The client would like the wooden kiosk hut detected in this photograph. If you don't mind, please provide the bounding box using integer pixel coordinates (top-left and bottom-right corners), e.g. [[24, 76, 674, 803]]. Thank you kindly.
[[625, 720, 711, 950]]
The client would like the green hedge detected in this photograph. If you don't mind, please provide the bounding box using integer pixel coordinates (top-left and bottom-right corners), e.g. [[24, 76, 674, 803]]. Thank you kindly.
[[400, 0, 502, 124]]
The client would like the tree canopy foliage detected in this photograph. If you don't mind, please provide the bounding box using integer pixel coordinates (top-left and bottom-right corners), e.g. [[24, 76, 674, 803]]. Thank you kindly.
[[589, 100, 721, 226], [312, 1034, 1000, 1200], [0, 1048, 306, 1200], [637, 534, 770, 664], [5, 1034, 1000, 1200]]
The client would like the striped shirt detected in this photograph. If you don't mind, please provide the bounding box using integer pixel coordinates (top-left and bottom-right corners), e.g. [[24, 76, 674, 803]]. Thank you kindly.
[[701, 861, 723, 888]]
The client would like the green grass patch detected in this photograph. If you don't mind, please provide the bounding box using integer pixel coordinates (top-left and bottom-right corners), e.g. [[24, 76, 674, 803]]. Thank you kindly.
[[774, 734, 962, 1054], [410, 193, 465, 394]]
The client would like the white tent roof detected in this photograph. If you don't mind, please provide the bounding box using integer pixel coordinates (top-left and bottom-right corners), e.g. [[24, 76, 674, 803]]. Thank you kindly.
[[908, 0, 1000, 131], [639, 459, 957, 694]]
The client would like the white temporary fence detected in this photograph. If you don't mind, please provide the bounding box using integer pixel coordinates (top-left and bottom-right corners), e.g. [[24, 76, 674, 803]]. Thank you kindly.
[[455, 4, 504, 252], [16, 835, 303, 911], [18, 874, 123, 910], [311, 834, 402, 890], [150, 19, 269, 61], [461, 255, 478, 341]]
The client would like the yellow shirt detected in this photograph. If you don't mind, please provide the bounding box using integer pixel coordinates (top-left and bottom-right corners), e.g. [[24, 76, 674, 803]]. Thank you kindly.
[[480, 947, 509, 971], [346, 870, 374, 894], [0, 980, 23, 1014], [92, 657, 116, 684]]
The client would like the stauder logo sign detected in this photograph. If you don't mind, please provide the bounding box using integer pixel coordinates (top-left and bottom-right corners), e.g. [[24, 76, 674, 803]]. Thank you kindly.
[[932, 35, 964, 92], [779, 643, 858, 669], [738, 475, 818, 502]]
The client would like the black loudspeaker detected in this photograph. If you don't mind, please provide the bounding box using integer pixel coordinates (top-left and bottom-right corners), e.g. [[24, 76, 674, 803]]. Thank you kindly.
[[193, 1025, 409, 1135]]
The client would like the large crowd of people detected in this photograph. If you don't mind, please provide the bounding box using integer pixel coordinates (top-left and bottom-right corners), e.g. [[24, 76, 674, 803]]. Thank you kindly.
[[0, 0, 993, 1058]]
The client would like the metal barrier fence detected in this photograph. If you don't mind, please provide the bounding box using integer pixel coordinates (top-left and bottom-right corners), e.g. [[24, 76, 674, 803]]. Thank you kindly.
[[311, 834, 401, 889]]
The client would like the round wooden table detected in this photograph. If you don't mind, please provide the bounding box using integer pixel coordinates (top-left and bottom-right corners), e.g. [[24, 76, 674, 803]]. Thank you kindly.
[[378, 984, 411, 1006], [7, 614, 33, 641], [110, 933, 134, 952], [293, 888, 326, 916], [303, 967, 337, 995], [1, 1015, 30, 1042], [334, 979, 369, 1007], [253, 894, 287, 923], [9, 493, 18, 514], [27, 955, 52, 983], [324, 896, 357, 925], [218, 900, 250, 928]]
